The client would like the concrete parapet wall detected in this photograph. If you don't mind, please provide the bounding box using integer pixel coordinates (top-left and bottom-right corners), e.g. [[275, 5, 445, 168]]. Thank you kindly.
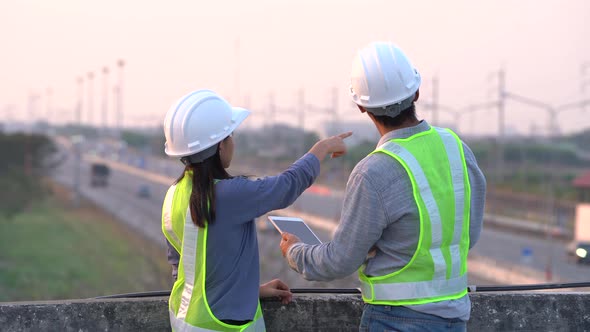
[[1, 293, 589, 331]]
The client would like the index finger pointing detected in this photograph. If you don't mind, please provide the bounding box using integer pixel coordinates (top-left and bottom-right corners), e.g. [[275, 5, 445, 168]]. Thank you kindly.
[[337, 131, 353, 139]]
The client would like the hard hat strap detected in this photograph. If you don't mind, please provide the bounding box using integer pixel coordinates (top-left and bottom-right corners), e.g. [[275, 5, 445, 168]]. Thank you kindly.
[[365, 94, 416, 118], [180, 144, 218, 165]]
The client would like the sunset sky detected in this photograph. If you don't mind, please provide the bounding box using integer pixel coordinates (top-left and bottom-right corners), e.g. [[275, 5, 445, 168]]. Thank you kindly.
[[1, 0, 589, 136]]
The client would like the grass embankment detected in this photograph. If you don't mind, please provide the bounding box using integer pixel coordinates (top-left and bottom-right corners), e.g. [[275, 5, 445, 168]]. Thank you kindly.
[[0, 182, 171, 301]]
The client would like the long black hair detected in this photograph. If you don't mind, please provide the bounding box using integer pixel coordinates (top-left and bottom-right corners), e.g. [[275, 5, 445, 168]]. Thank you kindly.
[[174, 140, 232, 228]]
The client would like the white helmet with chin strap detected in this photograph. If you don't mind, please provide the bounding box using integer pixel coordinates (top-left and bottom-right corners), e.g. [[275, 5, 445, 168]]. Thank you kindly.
[[163, 90, 249, 161], [350, 42, 421, 117]]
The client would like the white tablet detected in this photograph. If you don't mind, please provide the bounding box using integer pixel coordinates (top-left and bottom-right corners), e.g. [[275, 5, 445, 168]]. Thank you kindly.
[[267, 216, 322, 245]]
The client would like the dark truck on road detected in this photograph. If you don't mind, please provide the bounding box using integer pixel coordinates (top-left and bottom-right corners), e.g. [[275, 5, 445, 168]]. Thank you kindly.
[[90, 163, 110, 187]]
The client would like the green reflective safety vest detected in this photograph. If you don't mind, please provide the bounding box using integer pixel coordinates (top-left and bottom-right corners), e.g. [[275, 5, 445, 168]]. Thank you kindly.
[[162, 173, 265, 331], [359, 127, 472, 306]]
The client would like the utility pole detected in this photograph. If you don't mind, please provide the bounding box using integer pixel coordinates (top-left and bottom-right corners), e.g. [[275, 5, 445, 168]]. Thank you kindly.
[[269, 91, 276, 128], [243, 93, 251, 129], [27, 91, 40, 132], [331, 87, 339, 134], [116, 59, 125, 138], [102, 66, 109, 135], [268, 91, 277, 172], [497, 69, 506, 183], [431, 76, 439, 126], [46, 87, 52, 126], [298, 88, 305, 157], [74, 76, 84, 208], [331, 86, 341, 194], [548, 108, 559, 136], [546, 106, 556, 282], [77, 77, 84, 126], [2, 105, 15, 124], [112, 86, 118, 133], [582, 63, 590, 114], [295, 88, 306, 212], [87, 72, 94, 127], [25, 92, 40, 176], [234, 38, 240, 105]]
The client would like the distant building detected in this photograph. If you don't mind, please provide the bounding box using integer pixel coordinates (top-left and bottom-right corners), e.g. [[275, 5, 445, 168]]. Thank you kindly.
[[2, 121, 28, 134]]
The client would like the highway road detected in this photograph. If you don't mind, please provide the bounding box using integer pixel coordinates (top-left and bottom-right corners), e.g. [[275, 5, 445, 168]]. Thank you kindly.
[[52, 141, 590, 289]]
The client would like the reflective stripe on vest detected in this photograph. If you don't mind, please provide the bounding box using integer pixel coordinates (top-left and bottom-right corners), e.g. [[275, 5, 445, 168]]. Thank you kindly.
[[169, 310, 266, 332], [162, 175, 265, 331], [162, 183, 181, 252], [359, 127, 471, 306]]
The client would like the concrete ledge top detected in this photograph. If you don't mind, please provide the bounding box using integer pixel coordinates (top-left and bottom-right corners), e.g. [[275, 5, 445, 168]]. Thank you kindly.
[[1, 293, 589, 331]]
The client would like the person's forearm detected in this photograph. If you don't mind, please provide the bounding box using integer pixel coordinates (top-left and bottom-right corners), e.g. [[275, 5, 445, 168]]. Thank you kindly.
[[286, 242, 366, 281], [256, 154, 320, 215], [285, 169, 384, 282], [308, 143, 329, 162]]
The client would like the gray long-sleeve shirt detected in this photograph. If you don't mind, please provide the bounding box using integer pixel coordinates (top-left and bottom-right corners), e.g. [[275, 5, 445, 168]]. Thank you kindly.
[[165, 153, 320, 321], [286, 121, 486, 321]]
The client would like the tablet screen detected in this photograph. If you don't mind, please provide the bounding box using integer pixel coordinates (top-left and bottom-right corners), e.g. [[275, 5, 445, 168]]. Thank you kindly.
[[268, 216, 322, 245]]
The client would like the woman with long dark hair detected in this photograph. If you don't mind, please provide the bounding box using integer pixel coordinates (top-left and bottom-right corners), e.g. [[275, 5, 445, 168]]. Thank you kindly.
[[162, 89, 351, 331]]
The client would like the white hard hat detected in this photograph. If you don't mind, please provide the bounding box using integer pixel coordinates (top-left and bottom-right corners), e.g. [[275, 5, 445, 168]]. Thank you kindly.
[[350, 42, 421, 109], [163, 90, 250, 157]]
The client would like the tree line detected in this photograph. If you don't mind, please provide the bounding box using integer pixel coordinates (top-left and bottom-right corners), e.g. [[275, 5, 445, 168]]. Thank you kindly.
[[0, 133, 57, 217]]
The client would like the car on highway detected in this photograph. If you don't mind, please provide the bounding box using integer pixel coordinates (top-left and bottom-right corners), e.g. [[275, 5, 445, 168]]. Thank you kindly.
[[90, 163, 110, 187], [574, 242, 590, 264], [568, 242, 590, 264], [137, 184, 151, 199]]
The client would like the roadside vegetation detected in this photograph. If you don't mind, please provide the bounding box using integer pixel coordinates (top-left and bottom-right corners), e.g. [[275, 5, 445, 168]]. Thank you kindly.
[[0, 182, 171, 301], [0, 132, 171, 301]]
